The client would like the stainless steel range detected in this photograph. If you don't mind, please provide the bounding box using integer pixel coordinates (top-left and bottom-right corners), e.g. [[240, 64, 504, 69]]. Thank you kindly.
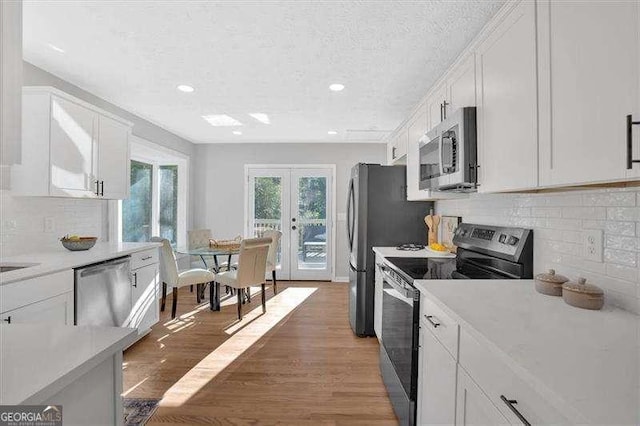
[[377, 223, 533, 425]]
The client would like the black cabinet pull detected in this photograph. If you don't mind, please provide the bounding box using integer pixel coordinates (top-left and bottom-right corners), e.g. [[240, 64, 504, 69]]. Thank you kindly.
[[425, 315, 441, 328], [440, 103, 444, 121], [100, 181, 105, 196], [141, 256, 153, 261], [132, 272, 138, 288], [500, 395, 531, 426], [3, 316, 11, 324], [95, 180, 100, 196], [392, 146, 397, 159], [627, 114, 640, 169], [442, 100, 449, 120]]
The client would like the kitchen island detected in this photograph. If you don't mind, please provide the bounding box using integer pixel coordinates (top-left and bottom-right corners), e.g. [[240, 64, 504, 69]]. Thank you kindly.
[[0, 323, 137, 425]]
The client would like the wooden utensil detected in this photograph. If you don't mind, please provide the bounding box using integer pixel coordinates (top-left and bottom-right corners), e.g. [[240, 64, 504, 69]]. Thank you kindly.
[[424, 209, 440, 246]]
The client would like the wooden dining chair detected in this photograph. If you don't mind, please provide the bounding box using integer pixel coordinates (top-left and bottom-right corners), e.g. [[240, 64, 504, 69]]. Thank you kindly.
[[262, 230, 282, 294], [152, 237, 215, 319], [211, 237, 271, 320]]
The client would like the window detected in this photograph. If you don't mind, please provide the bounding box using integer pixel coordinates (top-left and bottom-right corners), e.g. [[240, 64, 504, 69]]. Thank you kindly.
[[112, 137, 188, 248]]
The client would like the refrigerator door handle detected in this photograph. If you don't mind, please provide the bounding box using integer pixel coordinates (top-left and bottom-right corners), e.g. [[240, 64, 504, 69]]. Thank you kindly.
[[347, 178, 355, 250]]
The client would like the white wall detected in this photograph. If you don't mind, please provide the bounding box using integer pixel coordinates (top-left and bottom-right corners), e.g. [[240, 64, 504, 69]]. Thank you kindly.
[[0, 63, 196, 257], [436, 187, 640, 314], [193, 143, 386, 279]]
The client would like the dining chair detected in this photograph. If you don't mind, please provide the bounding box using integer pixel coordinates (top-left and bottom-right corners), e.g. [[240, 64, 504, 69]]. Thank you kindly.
[[152, 237, 215, 319], [211, 237, 271, 320], [262, 230, 282, 295]]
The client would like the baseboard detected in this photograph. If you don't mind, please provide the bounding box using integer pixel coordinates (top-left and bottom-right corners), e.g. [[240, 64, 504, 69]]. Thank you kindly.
[[333, 276, 349, 283]]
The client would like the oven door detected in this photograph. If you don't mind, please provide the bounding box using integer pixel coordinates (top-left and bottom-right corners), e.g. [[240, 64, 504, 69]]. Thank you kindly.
[[418, 136, 441, 190], [381, 272, 420, 400]]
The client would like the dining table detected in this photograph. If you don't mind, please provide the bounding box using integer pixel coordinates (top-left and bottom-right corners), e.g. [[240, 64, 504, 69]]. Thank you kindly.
[[174, 245, 241, 311]]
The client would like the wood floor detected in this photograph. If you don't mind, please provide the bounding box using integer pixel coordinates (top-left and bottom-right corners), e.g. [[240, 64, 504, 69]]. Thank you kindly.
[[123, 281, 398, 425]]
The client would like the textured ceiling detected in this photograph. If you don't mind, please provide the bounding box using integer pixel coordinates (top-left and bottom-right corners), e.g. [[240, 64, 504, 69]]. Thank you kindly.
[[22, 1, 504, 144]]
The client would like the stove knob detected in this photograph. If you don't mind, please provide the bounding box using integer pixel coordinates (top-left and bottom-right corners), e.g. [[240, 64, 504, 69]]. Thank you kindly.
[[507, 235, 520, 246], [498, 234, 507, 243]]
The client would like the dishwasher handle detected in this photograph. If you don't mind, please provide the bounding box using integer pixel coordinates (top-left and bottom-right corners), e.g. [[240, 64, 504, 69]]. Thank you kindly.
[[77, 256, 131, 278]]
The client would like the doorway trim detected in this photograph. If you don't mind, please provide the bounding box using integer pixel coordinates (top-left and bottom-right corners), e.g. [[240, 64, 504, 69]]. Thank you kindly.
[[244, 164, 337, 281]]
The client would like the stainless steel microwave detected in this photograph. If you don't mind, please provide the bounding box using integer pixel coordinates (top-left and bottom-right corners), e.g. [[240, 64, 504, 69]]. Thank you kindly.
[[418, 106, 478, 191]]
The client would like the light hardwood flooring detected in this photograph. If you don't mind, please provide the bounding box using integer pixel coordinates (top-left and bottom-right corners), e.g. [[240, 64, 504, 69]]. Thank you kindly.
[[123, 281, 398, 425]]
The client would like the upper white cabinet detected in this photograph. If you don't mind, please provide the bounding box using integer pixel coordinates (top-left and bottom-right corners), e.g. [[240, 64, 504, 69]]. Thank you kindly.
[[0, 0, 22, 166], [538, 0, 640, 185], [389, 127, 408, 164], [406, 102, 428, 200], [426, 82, 448, 131], [12, 87, 132, 199], [475, 0, 538, 193], [447, 54, 476, 113]]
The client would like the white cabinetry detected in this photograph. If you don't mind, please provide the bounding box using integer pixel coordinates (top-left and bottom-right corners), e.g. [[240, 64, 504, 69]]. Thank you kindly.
[[447, 54, 477, 113], [426, 82, 448, 131], [406, 103, 428, 200], [0, 0, 22, 166], [130, 248, 160, 336], [0, 270, 74, 326], [475, 0, 538, 193], [12, 87, 132, 199], [538, 0, 640, 185], [417, 322, 457, 425], [456, 367, 508, 425], [373, 254, 383, 340], [389, 127, 408, 164]]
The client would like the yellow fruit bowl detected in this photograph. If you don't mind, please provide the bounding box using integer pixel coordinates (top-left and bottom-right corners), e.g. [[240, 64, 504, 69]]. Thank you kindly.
[[429, 243, 448, 252], [60, 236, 98, 251]]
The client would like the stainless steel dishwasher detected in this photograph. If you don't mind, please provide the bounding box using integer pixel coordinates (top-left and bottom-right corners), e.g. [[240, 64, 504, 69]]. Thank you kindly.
[[75, 256, 132, 326]]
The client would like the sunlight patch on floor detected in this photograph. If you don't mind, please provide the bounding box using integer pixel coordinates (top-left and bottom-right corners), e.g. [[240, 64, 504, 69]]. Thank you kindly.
[[123, 377, 149, 397], [159, 287, 317, 407]]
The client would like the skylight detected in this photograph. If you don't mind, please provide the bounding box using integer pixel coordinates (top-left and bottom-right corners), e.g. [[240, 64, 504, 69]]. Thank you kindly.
[[202, 114, 242, 127]]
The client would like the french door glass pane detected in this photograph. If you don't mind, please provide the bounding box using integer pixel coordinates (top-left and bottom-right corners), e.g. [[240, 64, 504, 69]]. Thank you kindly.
[[159, 165, 178, 246], [122, 160, 153, 242], [253, 176, 283, 266], [297, 176, 327, 270]]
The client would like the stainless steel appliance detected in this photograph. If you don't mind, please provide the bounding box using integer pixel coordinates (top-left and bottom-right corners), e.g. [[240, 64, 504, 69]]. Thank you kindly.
[[419, 107, 478, 192], [75, 256, 132, 326], [347, 163, 432, 337], [378, 223, 533, 425]]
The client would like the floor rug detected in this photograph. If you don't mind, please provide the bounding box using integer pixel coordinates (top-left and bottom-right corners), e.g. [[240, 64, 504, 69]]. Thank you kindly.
[[124, 398, 161, 426]]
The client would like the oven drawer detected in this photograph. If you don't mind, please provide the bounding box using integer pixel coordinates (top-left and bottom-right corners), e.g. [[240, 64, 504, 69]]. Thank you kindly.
[[420, 294, 459, 359], [458, 329, 570, 425]]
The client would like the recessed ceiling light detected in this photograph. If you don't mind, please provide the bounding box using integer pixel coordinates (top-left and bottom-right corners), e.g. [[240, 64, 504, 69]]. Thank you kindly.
[[329, 83, 345, 92], [248, 113, 270, 125], [47, 43, 65, 53], [177, 85, 195, 93], [202, 114, 242, 127], [233, 130, 242, 135], [328, 130, 338, 135]]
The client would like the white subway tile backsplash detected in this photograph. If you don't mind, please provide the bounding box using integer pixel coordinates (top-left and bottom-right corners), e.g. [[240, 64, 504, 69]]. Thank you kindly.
[[436, 186, 640, 313], [0, 191, 105, 257]]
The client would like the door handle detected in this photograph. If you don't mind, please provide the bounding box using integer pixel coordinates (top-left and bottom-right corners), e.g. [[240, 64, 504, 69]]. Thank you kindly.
[[3, 316, 11, 324], [500, 395, 531, 426], [95, 180, 100, 196], [100, 180, 105, 196], [626, 114, 640, 169], [132, 272, 138, 288], [442, 100, 449, 120], [425, 315, 441, 328]]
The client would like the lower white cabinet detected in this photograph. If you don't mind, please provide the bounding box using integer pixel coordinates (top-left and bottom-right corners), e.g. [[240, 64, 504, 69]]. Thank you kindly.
[[456, 367, 508, 425], [417, 326, 457, 425], [0, 270, 74, 325], [0, 291, 73, 325], [373, 254, 383, 340], [130, 262, 159, 336]]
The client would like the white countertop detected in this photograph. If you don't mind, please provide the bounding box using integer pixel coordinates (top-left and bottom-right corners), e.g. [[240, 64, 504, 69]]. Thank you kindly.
[[0, 242, 161, 285], [373, 246, 456, 259], [414, 279, 640, 425], [0, 323, 137, 404]]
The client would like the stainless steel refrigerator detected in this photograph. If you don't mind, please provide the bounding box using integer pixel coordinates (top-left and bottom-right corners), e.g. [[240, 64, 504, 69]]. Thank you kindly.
[[346, 163, 433, 337]]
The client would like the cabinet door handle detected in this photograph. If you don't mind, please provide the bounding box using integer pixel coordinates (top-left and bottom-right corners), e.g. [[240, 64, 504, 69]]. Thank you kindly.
[[440, 103, 444, 121], [425, 315, 441, 328], [132, 272, 138, 288], [3, 316, 11, 324], [95, 180, 100, 196], [100, 180, 105, 196], [141, 256, 153, 261], [442, 100, 449, 120], [500, 395, 531, 426], [626, 114, 640, 169], [392, 147, 397, 159]]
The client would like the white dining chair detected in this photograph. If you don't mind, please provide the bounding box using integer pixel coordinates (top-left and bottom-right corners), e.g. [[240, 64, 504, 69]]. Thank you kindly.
[[262, 230, 282, 295], [152, 237, 215, 319], [211, 237, 271, 320]]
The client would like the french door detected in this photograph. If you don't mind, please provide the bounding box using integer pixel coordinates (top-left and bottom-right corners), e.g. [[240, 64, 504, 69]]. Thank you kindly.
[[247, 166, 333, 281]]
